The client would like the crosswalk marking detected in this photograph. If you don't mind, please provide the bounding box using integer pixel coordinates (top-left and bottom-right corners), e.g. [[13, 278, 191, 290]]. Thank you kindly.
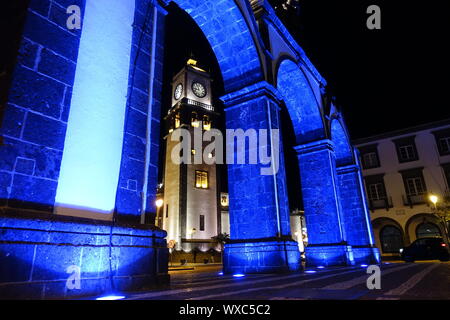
[[127, 271, 316, 299], [126, 263, 430, 300], [127, 267, 351, 300], [376, 264, 439, 299], [188, 267, 373, 300], [321, 263, 417, 290]]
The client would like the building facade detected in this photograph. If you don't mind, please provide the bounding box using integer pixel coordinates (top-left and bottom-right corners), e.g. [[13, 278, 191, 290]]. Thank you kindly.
[[160, 59, 222, 253], [355, 119, 450, 257]]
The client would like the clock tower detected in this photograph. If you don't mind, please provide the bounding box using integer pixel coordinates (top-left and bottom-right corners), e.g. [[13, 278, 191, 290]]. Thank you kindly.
[[159, 59, 222, 254]]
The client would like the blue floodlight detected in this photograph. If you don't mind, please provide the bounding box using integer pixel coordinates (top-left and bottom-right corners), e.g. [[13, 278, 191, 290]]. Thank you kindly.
[[233, 274, 245, 278], [96, 295, 126, 301]]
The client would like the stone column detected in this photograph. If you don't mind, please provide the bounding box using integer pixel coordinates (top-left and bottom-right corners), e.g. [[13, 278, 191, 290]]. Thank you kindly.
[[0, 0, 86, 214], [336, 162, 380, 264], [294, 139, 353, 266], [115, 1, 167, 224], [221, 81, 301, 274]]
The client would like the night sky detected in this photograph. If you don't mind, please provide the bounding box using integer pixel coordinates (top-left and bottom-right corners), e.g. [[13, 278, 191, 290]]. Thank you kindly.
[[161, 0, 450, 141], [272, 0, 450, 139]]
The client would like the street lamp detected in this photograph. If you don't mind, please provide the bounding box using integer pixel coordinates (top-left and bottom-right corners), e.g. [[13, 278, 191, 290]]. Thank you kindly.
[[429, 194, 438, 209], [155, 199, 163, 227], [155, 199, 164, 208]]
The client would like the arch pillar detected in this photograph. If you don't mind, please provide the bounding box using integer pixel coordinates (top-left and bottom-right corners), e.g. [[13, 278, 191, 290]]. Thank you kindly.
[[336, 161, 380, 264], [221, 81, 301, 274], [294, 139, 353, 266]]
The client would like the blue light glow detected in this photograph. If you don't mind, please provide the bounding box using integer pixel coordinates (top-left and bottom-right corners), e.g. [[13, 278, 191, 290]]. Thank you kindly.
[[317, 266, 325, 269], [96, 295, 126, 301], [360, 264, 368, 268], [233, 274, 245, 278], [55, 0, 135, 218], [305, 270, 317, 274], [218, 272, 224, 276]]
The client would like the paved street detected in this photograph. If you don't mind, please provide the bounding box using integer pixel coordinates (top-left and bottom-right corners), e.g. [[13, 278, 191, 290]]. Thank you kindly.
[[125, 262, 450, 300]]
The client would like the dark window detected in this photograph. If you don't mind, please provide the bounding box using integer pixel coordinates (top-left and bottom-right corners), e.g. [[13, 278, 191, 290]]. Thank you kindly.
[[166, 204, 168, 218], [405, 177, 425, 195], [439, 137, 450, 154], [380, 226, 403, 253], [368, 183, 386, 201], [416, 223, 441, 238], [364, 174, 392, 210], [393, 136, 419, 163], [399, 145, 416, 161], [362, 152, 379, 168], [399, 168, 427, 205], [432, 128, 450, 156], [358, 144, 380, 169], [199, 215, 205, 231], [443, 163, 450, 189]]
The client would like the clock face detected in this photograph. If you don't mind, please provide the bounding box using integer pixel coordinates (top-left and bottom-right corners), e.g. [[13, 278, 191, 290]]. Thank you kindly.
[[174, 83, 183, 100], [192, 82, 207, 98]]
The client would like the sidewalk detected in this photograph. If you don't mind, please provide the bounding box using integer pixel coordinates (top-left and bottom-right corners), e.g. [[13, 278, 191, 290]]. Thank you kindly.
[[168, 262, 222, 271]]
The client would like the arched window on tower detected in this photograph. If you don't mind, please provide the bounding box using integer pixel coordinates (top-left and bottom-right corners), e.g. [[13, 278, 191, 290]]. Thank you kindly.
[[203, 115, 211, 131], [175, 112, 181, 128], [191, 112, 199, 128]]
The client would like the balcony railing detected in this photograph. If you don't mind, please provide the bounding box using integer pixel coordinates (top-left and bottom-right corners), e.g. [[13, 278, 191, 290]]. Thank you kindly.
[[185, 98, 214, 112], [402, 194, 427, 208], [168, 98, 215, 115], [368, 196, 393, 212]]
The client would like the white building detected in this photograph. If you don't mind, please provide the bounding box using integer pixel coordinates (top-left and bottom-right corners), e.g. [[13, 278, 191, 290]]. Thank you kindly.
[[354, 119, 450, 257], [159, 59, 223, 253]]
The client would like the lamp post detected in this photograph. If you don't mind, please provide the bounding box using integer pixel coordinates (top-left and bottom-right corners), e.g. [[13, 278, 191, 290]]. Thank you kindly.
[[155, 198, 163, 228], [429, 194, 450, 244]]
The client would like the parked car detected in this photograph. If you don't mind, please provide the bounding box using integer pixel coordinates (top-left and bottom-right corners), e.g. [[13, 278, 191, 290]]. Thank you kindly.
[[401, 237, 450, 262]]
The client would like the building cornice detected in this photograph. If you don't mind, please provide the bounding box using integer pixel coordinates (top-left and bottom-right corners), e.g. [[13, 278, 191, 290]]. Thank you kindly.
[[353, 118, 450, 146]]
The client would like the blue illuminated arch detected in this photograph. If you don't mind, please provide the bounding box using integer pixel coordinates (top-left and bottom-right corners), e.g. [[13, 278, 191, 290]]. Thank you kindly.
[[330, 118, 354, 167], [170, 0, 263, 92], [276, 59, 325, 144]]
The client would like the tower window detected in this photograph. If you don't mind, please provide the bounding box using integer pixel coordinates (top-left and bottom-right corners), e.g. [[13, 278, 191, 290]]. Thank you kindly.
[[195, 170, 208, 189], [203, 115, 211, 131], [200, 215, 205, 231], [191, 112, 199, 128], [175, 113, 181, 128]]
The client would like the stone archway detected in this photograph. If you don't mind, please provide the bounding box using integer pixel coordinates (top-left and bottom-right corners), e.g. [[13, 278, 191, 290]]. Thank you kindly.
[[372, 217, 405, 254], [276, 59, 379, 266], [276, 59, 347, 266], [152, 1, 301, 274], [330, 118, 378, 263]]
